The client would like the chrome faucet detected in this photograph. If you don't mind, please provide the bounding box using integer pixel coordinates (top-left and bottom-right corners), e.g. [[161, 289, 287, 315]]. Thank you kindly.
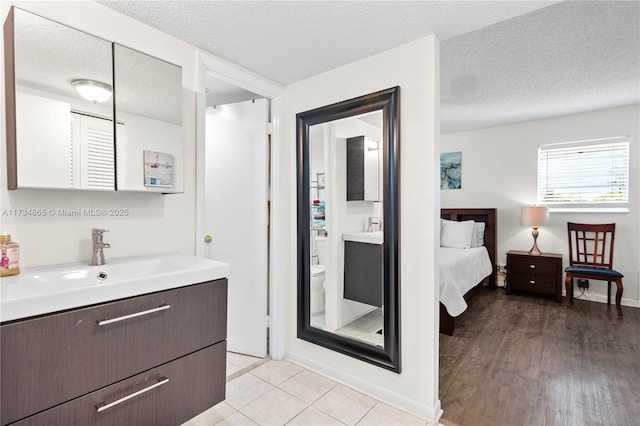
[[90, 228, 110, 266], [367, 216, 380, 233]]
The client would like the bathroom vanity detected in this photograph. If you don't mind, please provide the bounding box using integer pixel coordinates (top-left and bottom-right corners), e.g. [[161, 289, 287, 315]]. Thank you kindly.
[[0, 254, 228, 426], [343, 232, 383, 307]]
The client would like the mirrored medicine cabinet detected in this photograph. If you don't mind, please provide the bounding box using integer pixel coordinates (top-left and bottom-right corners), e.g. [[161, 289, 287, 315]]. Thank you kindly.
[[3, 7, 184, 193], [297, 86, 400, 372]]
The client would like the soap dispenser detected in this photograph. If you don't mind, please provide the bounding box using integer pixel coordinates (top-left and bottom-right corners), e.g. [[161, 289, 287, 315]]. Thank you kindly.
[[0, 234, 20, 277]]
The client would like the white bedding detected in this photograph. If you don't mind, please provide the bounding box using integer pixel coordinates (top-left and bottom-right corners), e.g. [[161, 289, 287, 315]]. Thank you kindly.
[[440, 246, 492, 317]]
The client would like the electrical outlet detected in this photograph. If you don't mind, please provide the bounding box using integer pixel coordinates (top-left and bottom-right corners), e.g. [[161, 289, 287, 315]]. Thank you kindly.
[[577, 279, 589, 289]]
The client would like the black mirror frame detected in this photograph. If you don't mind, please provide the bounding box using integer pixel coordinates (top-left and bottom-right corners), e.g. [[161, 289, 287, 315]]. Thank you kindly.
[[296, 86, 400, 372]]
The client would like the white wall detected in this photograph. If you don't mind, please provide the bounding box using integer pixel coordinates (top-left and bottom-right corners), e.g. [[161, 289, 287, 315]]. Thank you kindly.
[[441, 104, 640, 306], [276, 35, 441, 420], [1, 1, 199, 267], [118, 112, 183, 192]]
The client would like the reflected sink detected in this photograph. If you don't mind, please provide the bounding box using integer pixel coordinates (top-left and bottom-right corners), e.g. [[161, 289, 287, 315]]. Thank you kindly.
[[1, 253, 229, 322], [342, 231, 384, 245]]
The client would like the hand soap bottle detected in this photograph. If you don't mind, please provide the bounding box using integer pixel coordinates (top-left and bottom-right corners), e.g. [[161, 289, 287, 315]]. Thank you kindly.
[[0, 234, 20, 277]]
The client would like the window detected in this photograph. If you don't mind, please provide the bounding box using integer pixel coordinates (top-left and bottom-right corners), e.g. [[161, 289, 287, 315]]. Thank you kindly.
[[537, 137, 630, 212]]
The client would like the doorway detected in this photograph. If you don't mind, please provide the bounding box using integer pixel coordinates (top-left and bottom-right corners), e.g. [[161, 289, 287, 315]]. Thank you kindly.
[[200, 73, 270, 367]]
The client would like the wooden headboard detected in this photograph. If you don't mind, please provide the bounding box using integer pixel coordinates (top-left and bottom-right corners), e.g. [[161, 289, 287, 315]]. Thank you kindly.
[[441, 208, 497, 288]]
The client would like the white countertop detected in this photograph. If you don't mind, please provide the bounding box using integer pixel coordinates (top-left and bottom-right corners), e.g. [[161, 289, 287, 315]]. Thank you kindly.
[[0, 253, 229, 323], [342, 231, 384, 245]]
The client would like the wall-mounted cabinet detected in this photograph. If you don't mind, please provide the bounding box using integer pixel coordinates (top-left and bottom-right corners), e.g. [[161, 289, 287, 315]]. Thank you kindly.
[[3, 7, 183, 193], [346, 135, 381, 201]]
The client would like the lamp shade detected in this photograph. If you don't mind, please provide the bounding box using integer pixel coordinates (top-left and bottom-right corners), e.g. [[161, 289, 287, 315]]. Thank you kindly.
[[521, 206, 549, 226], [71, 79, 112, 103]]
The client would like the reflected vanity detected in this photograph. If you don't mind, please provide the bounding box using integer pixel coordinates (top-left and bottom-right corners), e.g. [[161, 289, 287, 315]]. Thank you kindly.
[[4, 7, 183, 193], [297, 87, 400, 372]]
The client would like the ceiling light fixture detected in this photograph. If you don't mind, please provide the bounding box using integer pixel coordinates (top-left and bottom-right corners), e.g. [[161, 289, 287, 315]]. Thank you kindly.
[[71, 79, 112, 103]]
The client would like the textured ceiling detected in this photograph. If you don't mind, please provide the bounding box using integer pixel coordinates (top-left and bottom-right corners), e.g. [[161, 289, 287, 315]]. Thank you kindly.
[[98, 0, 559, 85], [96, 0, 639, 133], [441, 0, 640, 133]]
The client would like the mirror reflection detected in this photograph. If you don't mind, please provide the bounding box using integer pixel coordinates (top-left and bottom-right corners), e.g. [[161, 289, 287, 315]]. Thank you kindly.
[[297, 86, 399, 372], [6, 8, 183, 193], [11, 8, 114, 190], [114, 44, 183, 192], [309, 111, 384, 348]]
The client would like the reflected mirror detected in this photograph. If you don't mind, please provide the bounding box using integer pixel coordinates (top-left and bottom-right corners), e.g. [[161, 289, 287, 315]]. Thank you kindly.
[[114, 44, 183, 193], [6, 7, 114, 190], [297, 87, 400, 372]]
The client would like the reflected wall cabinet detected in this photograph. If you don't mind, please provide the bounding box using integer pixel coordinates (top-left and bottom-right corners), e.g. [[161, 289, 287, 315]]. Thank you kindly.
[[346, 135, 382, 201]]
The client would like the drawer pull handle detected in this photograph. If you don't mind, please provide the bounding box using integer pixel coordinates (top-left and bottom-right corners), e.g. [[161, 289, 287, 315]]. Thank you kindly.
[[529, 265, 536, 269], [530, 280, 535, 284], [96, 376, 169, 413], [97, 305, 171, 326]]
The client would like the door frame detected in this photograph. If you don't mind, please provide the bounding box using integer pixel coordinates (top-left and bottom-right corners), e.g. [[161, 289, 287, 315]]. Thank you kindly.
[[195, 51, 285, 359]]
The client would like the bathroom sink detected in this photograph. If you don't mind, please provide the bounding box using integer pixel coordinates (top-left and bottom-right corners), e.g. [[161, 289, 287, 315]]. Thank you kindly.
[[0, 253, 229, 322], [342, 231, 384, 245]]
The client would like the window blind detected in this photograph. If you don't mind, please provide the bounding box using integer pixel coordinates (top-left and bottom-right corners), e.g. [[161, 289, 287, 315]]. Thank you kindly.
[[537, 137, 630, 211], [85, 124, 115, 189]]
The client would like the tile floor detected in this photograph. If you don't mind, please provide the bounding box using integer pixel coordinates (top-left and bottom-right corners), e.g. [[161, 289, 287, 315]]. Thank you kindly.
[[310, 308, 384, 347], [226, 351, 268, 380], [183, 359, 431, 426]]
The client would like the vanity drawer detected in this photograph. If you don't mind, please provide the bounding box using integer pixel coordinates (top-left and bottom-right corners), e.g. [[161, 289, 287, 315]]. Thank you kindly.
[[12, 341, 226, 426], [1, 279, 227, 425]]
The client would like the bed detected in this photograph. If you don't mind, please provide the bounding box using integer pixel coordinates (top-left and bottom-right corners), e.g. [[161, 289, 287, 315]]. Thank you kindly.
[[439, 208, 497, 336]]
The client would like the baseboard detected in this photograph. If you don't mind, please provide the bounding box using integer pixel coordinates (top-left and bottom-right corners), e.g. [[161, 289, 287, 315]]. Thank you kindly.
[[563, 290, 640, 308], [287, 352, 439, 422]]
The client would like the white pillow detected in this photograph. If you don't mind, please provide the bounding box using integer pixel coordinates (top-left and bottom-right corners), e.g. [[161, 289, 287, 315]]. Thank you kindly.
[[440, 219, 475, 249], [471, 222, 486, 248]]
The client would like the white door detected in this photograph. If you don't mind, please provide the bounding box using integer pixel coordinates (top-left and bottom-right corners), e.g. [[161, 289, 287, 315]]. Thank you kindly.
[[204, 99, 269, 357]]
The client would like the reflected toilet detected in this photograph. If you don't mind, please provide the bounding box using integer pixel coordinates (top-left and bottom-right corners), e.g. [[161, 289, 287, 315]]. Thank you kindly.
[[310, 264, 326, 314], [311, 235, 327, 315]]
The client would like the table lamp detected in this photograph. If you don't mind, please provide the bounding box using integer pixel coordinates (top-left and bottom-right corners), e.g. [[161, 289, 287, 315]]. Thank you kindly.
[[521, 206, 549, 256]]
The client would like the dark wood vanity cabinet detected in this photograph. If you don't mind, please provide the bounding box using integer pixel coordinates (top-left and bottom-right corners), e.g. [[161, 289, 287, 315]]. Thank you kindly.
[[0, 279, 228, 426], [344, 241, 383, 307]]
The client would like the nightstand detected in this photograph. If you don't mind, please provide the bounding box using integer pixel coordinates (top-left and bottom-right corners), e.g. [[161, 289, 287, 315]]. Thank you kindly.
[[506, 250, 563, 302]]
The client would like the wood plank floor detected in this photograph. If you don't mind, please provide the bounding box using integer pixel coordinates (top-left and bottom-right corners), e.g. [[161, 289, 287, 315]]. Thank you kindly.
[[439, 287, 640, 426]]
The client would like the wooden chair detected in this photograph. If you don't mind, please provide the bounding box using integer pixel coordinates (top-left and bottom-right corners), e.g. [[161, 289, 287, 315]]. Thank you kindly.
[[564, 222, 624, 316]]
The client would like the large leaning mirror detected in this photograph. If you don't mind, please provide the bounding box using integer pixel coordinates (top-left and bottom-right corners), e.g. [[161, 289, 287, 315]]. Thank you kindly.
[[297, 87, 400, 372], [5, 7, 114, 190]]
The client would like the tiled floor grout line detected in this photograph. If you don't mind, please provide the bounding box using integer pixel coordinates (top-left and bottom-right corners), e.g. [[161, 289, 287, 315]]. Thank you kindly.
[[207, 359, 433, 426], [226, 356, 272, 382], [233, 373, 274, 411], [277, 370, 343, 426]]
